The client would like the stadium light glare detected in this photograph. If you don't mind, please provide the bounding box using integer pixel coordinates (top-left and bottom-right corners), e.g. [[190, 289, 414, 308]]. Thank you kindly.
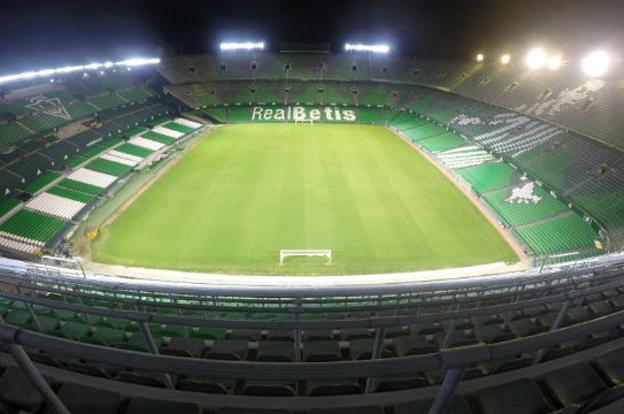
[[525, 47, 546, 69], [36, 69, 56, 77], [220, 42, 265, 51], [115, 57, 161, 67], [500, 54, 511, 65], [582, 50, 610, 77], [55, 65, 85, 74], [345, 43, 390, 53], [476, 53, 484, 62], [547, 55, 562, 70], [84, 63, 103, 70], [0, 57, 160, 85]]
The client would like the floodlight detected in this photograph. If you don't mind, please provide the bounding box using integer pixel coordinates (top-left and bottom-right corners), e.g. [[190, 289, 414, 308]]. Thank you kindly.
[[500, 54, 511, 65], [547, 55, 562, 70], [55, 65, 85, 74], [525, 47, 546, 69], [582, 50, 610, 77], [0, 56, 160, 85], [345, 43, 390, 53], [36, 69, 56, 77], [220, 42, 264, 51], [116, 57, 161, 67], [476, 53, 484, 62]]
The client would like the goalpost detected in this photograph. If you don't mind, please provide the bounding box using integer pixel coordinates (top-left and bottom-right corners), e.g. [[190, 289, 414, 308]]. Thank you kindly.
[[279, 249, 332, 265]]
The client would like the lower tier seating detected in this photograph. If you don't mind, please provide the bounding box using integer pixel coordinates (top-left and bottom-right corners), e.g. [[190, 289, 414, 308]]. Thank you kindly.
[[0, 209, 66, 244]]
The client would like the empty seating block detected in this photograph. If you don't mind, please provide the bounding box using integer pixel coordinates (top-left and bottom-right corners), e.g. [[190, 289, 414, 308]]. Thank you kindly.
[[59, 178, 104, 195], [418, 132, 466, 153], [152, 125, 185, 139], [116, 143, 153, 158], [457, 162, 516, 193], [124, 126, 148, 138], [0, 209, 66, 244], [106, 149, 144, 164], [0, 197, 20, 219], [542, 362, 610, 407], [23, 171, 61, 193], [141, 130, 175, 145], [66, 168, 117, 189], [475, 378, 552, 414], [26, 192, 86, 220], [86, 158, 132, 177], [51, 383, 122, 414], [514, 213, 601, 255], [174, 117, 202, 129], [0, 367, 45, 412], [129, 136, 166, 151], [0, 122, 31, 148], [483, 185, 569, 227], [99, 152, 140, 167], [163, 121, 194, 134]]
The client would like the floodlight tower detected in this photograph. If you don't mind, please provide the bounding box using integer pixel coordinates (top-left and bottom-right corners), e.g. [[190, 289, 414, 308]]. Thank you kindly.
[[345, 43, 390, 81]]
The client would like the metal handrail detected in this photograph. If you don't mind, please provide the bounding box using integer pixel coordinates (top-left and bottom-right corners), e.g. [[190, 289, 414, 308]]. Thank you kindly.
[[10, 257, 621, 310], [15, 253, 619, 298], [3, 273, 623, 332], [1, 306, 624, 381]]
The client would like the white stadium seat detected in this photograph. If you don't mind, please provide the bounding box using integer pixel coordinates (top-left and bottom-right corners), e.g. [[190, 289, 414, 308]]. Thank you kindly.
[[0, 231, 44, 247], [0, 234, 40, 254], [67, 168, 118, 189], [26, 192, 87, 220], [151, 125, 185, 139], [174, 117, 202, 129], [107, 150, 144, 164], [100, 152, 140, 167], [129, 137, 166, 151]]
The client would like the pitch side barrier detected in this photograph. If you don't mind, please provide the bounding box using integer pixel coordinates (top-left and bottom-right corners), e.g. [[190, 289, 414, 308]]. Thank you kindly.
[[4, 253, 623, 299], [4, 269, 624, 316], [2, 272, 624, 332], [4, 263, 624, 318], [3, 304, 624, 412]]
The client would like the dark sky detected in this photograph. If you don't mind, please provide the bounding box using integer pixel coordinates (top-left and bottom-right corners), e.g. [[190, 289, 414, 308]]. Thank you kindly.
[[0, 0, 622, 73]]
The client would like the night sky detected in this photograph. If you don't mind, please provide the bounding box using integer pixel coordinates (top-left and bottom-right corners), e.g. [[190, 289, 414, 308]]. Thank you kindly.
[[0, 0, 622, 73]]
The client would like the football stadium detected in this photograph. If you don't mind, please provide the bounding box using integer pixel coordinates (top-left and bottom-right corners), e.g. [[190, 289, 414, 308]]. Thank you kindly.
[[0, 0, 624, 413]]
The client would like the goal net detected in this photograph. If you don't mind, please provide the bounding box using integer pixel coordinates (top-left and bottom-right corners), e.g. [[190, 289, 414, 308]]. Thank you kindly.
[[279, 249, 331, 265]]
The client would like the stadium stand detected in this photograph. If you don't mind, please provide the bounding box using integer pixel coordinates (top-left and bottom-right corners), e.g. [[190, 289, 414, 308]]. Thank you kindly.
[[0, 50, 623, 412]]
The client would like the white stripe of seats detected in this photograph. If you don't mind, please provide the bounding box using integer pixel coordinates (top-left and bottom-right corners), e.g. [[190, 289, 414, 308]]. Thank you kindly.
[[100, 153, 139, 167], [129, 137, 165, 151], [0, 231, 45, 247], [107, 150, 144, 164], [152, 126, 184, 138], [0, 234, 41, 254], [174, 117, 202, 129], [67, 168, 117, 188], [26, 193, 86, 220]]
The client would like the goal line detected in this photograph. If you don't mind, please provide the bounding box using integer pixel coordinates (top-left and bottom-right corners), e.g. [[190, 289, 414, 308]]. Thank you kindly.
[[279, 249, 332, 265]]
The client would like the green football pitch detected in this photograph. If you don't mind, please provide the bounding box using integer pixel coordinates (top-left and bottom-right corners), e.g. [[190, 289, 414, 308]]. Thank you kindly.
[[91, 123, 517, 275]]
